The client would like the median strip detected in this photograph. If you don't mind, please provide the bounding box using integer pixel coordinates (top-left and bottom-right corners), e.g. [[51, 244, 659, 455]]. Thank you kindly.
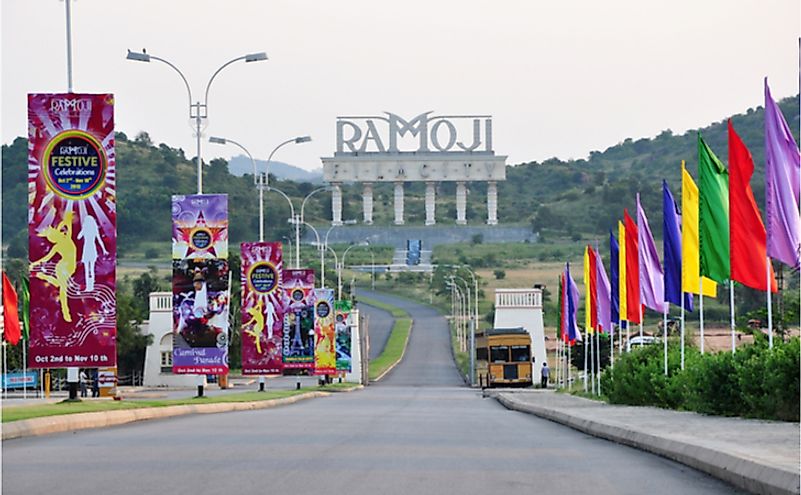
[[359, 296, 413, 382]]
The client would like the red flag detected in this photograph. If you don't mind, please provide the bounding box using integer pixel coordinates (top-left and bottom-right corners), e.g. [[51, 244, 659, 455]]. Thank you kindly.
[[729, 120, 778, 292], [588, 245, 598, 330], [2, 272, 21, 345], [624, 209, 641, 323]]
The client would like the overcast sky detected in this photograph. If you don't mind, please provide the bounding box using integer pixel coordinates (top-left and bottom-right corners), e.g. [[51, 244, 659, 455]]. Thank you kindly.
[[2, 1, 799, 171]]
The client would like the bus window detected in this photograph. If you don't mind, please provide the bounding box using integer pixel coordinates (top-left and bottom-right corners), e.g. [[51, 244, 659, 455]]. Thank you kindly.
[[510, 345, 530, 362], [490, 346, 509, 363], [476, 347, 488, 361]]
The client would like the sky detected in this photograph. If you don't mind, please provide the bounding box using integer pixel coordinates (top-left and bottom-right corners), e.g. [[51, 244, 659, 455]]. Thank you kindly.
[[2, 0, 799, 171]]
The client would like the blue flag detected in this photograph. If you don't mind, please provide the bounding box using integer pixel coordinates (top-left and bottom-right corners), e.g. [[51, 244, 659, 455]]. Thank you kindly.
[[663, 180, 694, 311], [609, 230, 620, 323]]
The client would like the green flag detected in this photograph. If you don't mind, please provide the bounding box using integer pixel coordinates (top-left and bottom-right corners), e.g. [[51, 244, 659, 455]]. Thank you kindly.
[[698, 133, 730, 283]]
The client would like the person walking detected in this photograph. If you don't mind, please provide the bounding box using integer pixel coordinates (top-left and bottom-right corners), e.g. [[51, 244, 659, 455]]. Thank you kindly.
[[540, 362, 550, 389], [79, 369, 88, 398]]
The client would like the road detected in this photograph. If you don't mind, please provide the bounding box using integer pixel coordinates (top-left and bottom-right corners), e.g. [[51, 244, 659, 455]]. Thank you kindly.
[[2, 291, 742, 494]]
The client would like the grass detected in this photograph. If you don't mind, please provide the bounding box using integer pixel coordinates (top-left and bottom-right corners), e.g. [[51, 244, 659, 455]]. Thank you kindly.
[[2, 383, 358, 423], [357, 296, 413, 381], [357, 296, 408, 319]]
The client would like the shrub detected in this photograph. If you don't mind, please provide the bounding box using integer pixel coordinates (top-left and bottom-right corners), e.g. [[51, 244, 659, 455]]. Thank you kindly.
[[493, 269, 506, 280]]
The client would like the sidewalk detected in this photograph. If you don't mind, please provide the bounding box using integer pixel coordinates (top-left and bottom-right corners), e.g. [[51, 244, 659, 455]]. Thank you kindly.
[[488, 390, 800, 495]]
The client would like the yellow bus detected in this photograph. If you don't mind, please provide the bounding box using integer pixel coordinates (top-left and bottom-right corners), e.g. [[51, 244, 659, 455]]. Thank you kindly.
[[476, 327, 533, 388]]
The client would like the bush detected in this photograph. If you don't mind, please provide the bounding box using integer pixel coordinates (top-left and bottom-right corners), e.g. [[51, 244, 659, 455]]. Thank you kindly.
[[493, 269, 506, 280], [600, 338, 799, 421]]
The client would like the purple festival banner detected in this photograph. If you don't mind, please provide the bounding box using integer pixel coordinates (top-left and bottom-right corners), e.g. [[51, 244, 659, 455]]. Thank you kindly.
[[27, 93, 117, 369], [172, 194, 229, 374], [241, 242, 284, 375], [282, 269, 316, 369]]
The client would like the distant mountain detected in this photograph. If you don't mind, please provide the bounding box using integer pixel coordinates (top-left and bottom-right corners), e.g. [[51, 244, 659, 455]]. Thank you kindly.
[[227, 154, 323, 183]]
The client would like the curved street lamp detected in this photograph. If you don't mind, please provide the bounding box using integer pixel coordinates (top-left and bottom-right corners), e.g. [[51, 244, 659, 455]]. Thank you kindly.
[[126, 49, 267, 194]]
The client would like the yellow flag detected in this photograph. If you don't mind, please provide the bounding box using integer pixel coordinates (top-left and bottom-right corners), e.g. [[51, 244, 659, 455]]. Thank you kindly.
[[584, 246, 594, 334], [681, 161, 717, 297], [618, 221, 627, 320]]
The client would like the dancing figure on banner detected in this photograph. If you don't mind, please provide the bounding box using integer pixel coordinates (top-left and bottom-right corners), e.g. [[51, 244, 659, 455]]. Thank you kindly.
[[244, 299, 266, 354], [77, 215, 108, 292], [175, 268, 227, 348], [31, 211, 77, 322]]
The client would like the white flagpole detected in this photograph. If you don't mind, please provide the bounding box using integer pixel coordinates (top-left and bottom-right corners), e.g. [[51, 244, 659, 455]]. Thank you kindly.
[[23, 337, 27, 399], [568, 343, 572, 391], [730, 280, 736, 354], [583, 329, 588, 393], [610, 323, 615, 369], [639, 304, 644, 348], [767, 257, 773, 349], [619, 318, 624, 356], [556, 339, 561, 389], [663, 305, 668, 376], [680, 294, 686, 370], [699, 276, 705, 354], [2, 341, 7, 399], [596, 330, 601, 395], [590, 329, 595, 395]]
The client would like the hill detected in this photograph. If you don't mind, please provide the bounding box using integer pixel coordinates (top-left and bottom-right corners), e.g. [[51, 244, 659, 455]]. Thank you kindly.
[[227, 155, 323, 183]]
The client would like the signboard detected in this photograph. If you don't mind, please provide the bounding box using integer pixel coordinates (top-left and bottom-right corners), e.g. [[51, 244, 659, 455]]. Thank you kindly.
[[241, 242, 284, 375], [27, 93, 117, 369], [172, 194, 229, 374], [282, 269, 315, 369], [313, 289, 336, 375], [2, 372, 39, 389], [334, 300, 353, 372]]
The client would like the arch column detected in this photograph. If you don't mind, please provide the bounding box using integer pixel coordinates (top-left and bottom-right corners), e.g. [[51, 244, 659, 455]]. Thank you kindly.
[[425, 181, 436, 226], [362, 182, 373, 225], [487, 181, 498, 225], [456, 181, 467, 225], [394, 181, 405, 225], [331, 182, 343, 226]]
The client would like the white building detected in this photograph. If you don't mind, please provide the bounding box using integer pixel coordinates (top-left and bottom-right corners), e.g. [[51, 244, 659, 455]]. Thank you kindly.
[[492, 288, 547, 369], [142, 292, 196, 387]]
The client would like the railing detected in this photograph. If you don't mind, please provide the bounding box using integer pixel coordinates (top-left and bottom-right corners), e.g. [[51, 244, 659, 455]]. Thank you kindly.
[[149, 292, 172, 312], [494, 288, 542, 308]]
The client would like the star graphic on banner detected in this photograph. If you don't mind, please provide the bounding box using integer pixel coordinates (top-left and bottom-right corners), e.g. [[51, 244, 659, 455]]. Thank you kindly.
[[174, 211, 226, 258]]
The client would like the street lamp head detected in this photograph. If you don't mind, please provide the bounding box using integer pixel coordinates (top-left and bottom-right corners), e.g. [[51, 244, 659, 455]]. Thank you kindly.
[[126, 49, 151, 62], [208, 136, 227, 145], [294, 136, 312, 144], [245, 52, 268, 63]]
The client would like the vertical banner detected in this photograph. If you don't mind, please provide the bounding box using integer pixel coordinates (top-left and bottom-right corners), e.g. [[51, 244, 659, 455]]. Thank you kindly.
[[282, 269, 316, 369], [241, 242, 283, 375], [172, 194, 229, 374], [334, 300, 353, 372], [313, 288, 336, 375], [27, 93, 117, 369]]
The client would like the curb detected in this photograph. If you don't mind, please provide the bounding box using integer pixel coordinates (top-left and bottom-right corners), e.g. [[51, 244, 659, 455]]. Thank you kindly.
[[372, 318, 414, 383], [493, 393, 800, 495], [3, 390, 339, 441]]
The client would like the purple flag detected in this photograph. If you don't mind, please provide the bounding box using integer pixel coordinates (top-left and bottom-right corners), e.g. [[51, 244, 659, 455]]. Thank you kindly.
[[765, 78, 801, 268], [566, 262, 582, 343], [637, 193, 666, 312], [594, 248, 612, 334]]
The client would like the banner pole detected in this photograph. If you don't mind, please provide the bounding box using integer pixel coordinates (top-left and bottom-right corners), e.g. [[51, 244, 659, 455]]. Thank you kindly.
[[680, 293, 685, 370], [583, 329, 588, 393], [663, 305, 668, 376], [638, 305, 643, 348], [23, 338, 27, 399], [767, 257, 773, 349], [567, 343, 571, 391], [596, 329, 601, 395], [699, 276, 705, 354], [730, 280, 736, 354], [610, 323, 615, 369], [589, 330, 595, 395], [65, 0, 74, 93]]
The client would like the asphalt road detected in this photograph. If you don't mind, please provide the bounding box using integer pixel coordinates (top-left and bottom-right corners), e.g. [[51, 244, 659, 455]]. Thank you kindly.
[[2, 291, 742, 494]]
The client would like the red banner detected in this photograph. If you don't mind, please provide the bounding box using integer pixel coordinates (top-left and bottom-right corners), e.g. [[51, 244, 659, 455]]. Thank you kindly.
[[241, 242, 284, 375], [27, 93, 116, 369]]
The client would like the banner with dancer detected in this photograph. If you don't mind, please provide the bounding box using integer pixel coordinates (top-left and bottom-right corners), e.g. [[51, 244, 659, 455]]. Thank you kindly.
[[313, 288, 336, 375], [334, 300, 353, 372], [27, 93, 117, 368], [241, 242, 283, 375], [172, 194, 229, 374], [282, 269, 316, 369]]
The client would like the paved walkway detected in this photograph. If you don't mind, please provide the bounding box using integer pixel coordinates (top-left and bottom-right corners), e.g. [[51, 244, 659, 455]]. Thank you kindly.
[[491, 390, 800, 495]]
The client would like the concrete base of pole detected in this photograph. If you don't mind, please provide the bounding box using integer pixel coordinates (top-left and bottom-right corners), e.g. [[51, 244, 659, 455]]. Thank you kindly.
[[259, 376, 265, 392], [296, 380, 301, 390], [197, 386, 204, 398], [67, 383, 79, 401]]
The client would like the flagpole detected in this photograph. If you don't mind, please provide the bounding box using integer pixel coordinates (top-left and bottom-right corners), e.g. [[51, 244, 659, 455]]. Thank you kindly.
[[610, 323, 615, 369], [23, 337, 27, 399], [730, 280, 736, 354], [583, 329, 588, 393], [626, 318, 630, 352], [596, 329, 601, 395], [680, 294, 685, 370], [699, 276, 705, 354], [619, 318, 623, 356], [556, 339, 561, 389], [567, 343, 572, 391], [639, 305, 644, 348], [663, 306, 668, 376], [767, 257, 773, 349], [590, 329, 595, 395], [2, 341, 7, 399]]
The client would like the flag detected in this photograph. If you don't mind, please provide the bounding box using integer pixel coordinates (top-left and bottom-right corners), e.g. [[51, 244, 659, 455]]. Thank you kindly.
[[566, 262, 582, 344], [624, 209, 641, 323], [729, 120, 777, 292], [2, 272, 21, 346], [610, 230, 620, 323], [698, 133, 730, 283], [594, 248, 612, 333], [618, 221, 627, 321], [557, 274, 564, 342], [637, 194, 666, 313], [663, 181, 694, 309], [682, 161, 718, 297], [764, 78, 801, 268]]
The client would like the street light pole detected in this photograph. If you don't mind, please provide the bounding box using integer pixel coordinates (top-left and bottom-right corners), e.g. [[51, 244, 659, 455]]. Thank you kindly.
[[126, 50, 267, 194], [297, 187, 331, 268]]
